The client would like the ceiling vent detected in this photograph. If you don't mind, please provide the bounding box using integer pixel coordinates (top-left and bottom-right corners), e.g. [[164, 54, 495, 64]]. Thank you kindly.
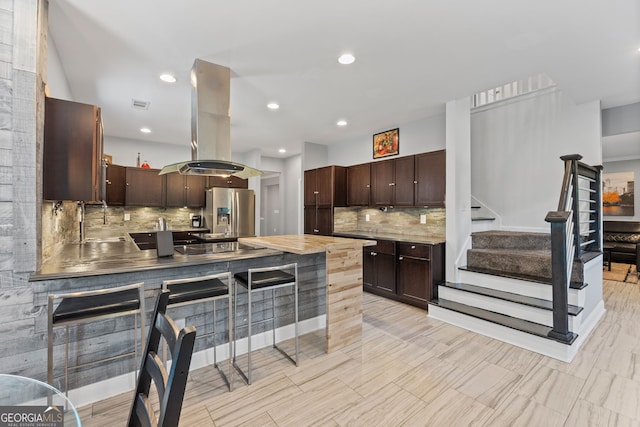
[[131, 99, 150, 110]]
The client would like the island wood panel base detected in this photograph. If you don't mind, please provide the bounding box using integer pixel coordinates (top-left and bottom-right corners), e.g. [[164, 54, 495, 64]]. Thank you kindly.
[[325, 242, 364, 352]]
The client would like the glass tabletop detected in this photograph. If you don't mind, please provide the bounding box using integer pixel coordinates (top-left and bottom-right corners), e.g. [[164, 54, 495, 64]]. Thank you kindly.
[[0, 374, 81, 426]]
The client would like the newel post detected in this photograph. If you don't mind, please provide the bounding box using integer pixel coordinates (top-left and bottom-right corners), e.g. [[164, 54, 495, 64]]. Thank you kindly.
[[545, 211, 575, 344]]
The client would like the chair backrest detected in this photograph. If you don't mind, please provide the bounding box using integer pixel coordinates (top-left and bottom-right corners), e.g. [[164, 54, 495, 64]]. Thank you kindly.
[[128, 290, 196, 427]]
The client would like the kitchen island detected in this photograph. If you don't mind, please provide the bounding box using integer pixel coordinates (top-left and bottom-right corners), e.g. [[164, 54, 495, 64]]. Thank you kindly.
[[26, 234, 373, 406], [239, 235, 375, 351]]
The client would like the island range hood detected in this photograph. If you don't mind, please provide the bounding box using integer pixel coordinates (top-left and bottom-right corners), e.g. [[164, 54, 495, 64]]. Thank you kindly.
[[159, 59, 262, 178]]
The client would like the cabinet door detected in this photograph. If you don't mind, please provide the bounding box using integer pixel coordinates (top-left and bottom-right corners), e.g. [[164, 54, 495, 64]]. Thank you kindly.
[[126, 168, 163, 206], [347, 163, 371, 206], [414, 150, 446, 207], [303, 169, 317, 207], [393, 156, 415, 206], [375, 252, 397, 294], [304, 206, 316, 234], [43, 97, 103, 202], [228, 176, 248, 189], [315, 167, 334, 206], [398, 256, 430, 307], [105, 164, 126, 206], [207, 176, 248, 189], [185, 175, 206, 207], [164, 173, 185, 207], [316, 207, 333, 236], [371, 159, 394, 206], [362, 248, 375, 290]]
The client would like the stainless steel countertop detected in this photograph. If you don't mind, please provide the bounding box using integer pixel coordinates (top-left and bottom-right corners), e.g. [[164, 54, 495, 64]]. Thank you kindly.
[[30, 240, 280, 281], [333, 230, 446, 245]]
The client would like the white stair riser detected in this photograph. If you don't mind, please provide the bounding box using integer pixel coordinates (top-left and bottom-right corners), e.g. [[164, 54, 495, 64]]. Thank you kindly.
[[428, 302, 606, 362], [458, 269, 584, 307], [438, 287, 582, 331]]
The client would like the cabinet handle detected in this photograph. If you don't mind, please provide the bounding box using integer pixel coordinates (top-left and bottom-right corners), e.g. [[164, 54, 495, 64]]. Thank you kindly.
[[411, 245, 416, 249], [389, 183, 395, 186], [414, 180, 418, 184], [366, 184, 370, 188], [371, 251, 377, 256], [399, 256, 404, 261], [314, 229, 319, 233], [314, 191, 319, 194], [106, 180, 111, 184]]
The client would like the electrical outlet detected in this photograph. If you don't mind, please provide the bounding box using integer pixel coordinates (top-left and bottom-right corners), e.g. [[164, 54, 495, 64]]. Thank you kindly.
[[420, 214, 427, 224], [124, 213, 131, 221], [365, 214, 370, 222]]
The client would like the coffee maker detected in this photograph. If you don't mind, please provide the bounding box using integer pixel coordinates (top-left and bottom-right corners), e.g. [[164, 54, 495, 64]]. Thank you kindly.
[[191, 215, 202, 228]]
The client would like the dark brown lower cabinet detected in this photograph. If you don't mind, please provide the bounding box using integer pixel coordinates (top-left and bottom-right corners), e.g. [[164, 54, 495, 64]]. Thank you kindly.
[[363, 240, 396, 296], [304, 207, 333, 235], [363, 240, 444, 309]]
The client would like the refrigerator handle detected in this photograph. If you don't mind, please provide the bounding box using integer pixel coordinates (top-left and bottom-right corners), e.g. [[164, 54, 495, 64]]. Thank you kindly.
[[233, 191, 239, 236]]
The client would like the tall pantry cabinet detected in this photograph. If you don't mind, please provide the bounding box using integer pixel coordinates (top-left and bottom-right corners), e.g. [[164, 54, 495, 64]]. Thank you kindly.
[[303, 166, 346, 235]]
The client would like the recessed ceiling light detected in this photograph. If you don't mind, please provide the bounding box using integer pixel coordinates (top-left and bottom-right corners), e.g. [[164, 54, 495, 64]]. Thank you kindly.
[[337, 120, 348, 127], [267, 102, 280, 110], [140, 127, 151, 134], [278, 148, 286, 153], [159, 73, 177, 83], [338, 53, 355, 65]]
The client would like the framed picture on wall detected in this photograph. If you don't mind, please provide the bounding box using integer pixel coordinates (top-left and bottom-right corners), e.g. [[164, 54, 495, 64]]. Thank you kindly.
[[373, 128, 399, 159], [603, 171, 635, 216]]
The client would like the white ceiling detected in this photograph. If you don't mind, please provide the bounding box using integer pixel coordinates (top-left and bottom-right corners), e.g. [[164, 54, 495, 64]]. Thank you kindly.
[[48, 0, 640, 159]]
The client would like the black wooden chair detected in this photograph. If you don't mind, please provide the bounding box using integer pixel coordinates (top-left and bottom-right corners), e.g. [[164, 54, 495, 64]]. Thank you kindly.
[[128, 290, 196, 427]]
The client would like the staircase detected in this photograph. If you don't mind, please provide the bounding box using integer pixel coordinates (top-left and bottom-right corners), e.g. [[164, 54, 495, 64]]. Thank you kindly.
[[429, 155, 606, 362]]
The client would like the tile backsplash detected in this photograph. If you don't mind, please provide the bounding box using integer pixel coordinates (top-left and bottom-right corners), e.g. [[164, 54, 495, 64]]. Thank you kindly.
[[334, 206, 445, 237], [83, 205, 202, 239]]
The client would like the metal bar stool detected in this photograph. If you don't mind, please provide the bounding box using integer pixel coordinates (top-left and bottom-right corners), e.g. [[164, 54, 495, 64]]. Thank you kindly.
[[162, 272, 233, 391], [233, 262, 298, 385], [47, 282, 146, 396]]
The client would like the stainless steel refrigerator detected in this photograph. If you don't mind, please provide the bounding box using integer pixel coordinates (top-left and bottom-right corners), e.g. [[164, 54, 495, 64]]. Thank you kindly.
[[204, 188, 255, 237]]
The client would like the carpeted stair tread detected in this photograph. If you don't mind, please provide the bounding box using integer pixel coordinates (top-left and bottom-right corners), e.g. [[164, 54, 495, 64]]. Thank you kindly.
[[471, 230, 552, 250], [429, 299, 577, 345], [441, 282, 583, 315]]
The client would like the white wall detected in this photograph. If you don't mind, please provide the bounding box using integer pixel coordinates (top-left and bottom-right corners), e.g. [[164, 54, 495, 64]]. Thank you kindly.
[[284, 155, 303, 234], [470, 89, 602, 230], [327, 113, 446, 166], [302, 142, 328, 170], [46, 32, 72, 100], [602, 159, 640, 222], [445, 98, 471, 282], [104, 136, 190, 168]]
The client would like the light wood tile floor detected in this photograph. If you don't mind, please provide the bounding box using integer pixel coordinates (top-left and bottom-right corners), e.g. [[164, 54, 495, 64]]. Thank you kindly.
[[78, 278, 640, 426]]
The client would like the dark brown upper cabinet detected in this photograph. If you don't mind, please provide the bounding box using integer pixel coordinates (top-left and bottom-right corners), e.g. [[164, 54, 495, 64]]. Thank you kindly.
[[414, 150, 446, 207], [125, 167, 163, 207], [105, 163, 126, 206], [207, 176, 248, 189], [303, 166, 346, 208], [347, 163, 371, 206], [165, 174, 206, 207], [371, 156, 415, 207], [43, 97, 104, 202]]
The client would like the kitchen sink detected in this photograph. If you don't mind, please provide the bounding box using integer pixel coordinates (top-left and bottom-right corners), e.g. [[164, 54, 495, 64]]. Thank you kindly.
[[83, 237, 125, 243]]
